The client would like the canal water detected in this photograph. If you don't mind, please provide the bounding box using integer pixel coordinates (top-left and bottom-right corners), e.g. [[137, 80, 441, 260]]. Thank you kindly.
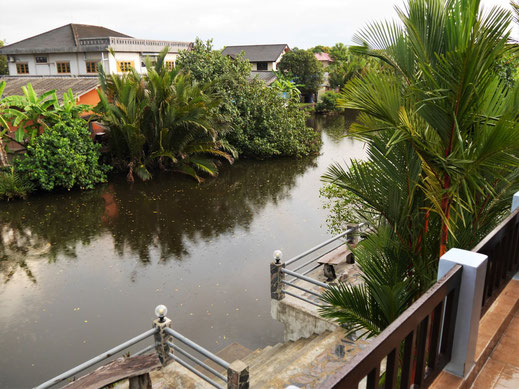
[[0, 112, 365, 388]]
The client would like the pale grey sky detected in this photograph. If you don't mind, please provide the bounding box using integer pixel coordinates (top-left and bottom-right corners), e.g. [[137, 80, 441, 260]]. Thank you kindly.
[[1, 0, 516, 49]]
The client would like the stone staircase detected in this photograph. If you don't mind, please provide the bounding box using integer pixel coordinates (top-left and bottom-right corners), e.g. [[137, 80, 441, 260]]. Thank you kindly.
[[139, 327, 367, 388], [242, 328, 367, 388]]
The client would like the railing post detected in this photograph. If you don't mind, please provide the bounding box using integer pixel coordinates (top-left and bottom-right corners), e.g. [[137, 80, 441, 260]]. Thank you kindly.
[[437, 249, 488, 377], [511, 191, 519, 212], [227, 360, 249, 389], [347, 223, 359, 245], [153, 305, 172, 366], [271, 250, 285, 300]]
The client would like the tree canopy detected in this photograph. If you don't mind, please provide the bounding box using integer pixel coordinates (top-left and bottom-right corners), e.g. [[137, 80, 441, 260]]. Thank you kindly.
[[0, 40, 8, 75], [277, 48, 324, 98], [176, 40, 320, 158]]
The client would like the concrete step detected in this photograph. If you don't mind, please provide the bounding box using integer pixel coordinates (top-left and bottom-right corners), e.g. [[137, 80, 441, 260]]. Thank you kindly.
[[247, 334, 317, 374], [242, 348, 262, 366], [201, 342, 252, 382], [248, 343, 284, 372], [264, 329, 369, 388], [243, 345, 271, 365], [250, 332, 332, 388]]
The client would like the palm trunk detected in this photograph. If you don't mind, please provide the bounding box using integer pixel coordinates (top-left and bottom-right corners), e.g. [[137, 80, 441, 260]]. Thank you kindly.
[[439, 173, 451, 257], [0, 138, 8, 167]]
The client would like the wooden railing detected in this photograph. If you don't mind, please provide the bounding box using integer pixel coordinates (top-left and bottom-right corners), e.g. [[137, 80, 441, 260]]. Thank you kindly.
[[318, 265, 462, 389], [473, 207, 519, 314], [318, 204, 519, 389]]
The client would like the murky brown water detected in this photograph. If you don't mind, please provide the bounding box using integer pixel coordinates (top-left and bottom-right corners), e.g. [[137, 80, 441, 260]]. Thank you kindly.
[[0, 112, 365, 388]]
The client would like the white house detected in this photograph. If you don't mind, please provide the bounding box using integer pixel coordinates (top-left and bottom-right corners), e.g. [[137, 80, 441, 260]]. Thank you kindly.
[[221, 44, 289, 72], [0, 24, 192, 77]]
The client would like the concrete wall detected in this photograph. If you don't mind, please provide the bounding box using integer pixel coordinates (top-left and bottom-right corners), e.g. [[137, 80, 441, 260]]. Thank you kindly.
[[271, 299, 338, 342]]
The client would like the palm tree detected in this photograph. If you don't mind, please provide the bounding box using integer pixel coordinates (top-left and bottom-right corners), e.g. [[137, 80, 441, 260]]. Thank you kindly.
[[96, 48, 235, 182], [337, 0, 519, 255], [321, 0, 519, 336]]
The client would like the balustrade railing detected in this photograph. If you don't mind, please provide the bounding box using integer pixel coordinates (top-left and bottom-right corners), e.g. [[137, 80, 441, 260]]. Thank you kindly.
[[36, 305, 248, 389], [315, 194, 519, 388], [318, 265, 462, 389], [473, 207, 519, 313], [36, 328, 158, 389], [271, 223, 365, 307]]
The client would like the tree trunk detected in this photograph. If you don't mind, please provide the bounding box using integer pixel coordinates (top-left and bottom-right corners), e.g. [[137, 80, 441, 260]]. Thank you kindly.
[[0, 138, 8, 167]]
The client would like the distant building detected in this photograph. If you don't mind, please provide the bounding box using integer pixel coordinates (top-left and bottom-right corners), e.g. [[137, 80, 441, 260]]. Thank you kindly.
[[0, 76, 99, 105], [0, 24, 192, 77], [222, 44, 289, 71], [314, 53, 334, 100], [314, 52, 333, 67], [248, 71, 277, 86]]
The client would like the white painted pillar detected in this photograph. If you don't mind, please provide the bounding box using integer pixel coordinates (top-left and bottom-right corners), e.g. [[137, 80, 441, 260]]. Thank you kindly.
[[437, 248, 488, 377], [511, 191, 519, 212]]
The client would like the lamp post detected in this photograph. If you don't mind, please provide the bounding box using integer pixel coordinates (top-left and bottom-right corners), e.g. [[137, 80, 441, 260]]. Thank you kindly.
[[271, 250, 285, 300], [153, 304, 172, 365]]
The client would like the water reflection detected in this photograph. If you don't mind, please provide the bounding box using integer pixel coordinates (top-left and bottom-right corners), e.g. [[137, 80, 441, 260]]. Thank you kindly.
[[0, 155, 317, 282], [0, 113, 362, 388], [308, 109, 358, 143]]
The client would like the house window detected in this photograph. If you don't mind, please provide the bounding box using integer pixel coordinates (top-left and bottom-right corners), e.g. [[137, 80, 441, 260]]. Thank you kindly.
[[35, 56, 48, 63], [117, 61, 134, 72], [56, 62, 71, 73], [165, 61, 175, 71], [86, 61, 98, 73], [16, 63, 29, 74], [256, 62, 268, 71]]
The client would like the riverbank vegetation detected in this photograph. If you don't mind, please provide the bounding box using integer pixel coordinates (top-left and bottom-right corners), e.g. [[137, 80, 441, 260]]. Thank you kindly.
[[0, 82, 109, 199], [96, 51, 235, 183], [0, 43, 320, 199], [320, 0, 519, 338], [176, 40, 320, 159]]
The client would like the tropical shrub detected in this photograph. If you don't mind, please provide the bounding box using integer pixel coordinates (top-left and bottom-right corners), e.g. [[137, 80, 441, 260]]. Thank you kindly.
[[15, 117, 110, 191], [176, 40, 321, 158], [96, 48, 235, 182], [320, 0, 519, 338], [1, 83, 88, 146], [0, 168, 34, 200], [315, 91, 341, 114]]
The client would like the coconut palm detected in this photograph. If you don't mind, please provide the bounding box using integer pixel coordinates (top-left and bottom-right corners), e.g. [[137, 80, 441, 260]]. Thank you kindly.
[[321, 0, 519, 337]]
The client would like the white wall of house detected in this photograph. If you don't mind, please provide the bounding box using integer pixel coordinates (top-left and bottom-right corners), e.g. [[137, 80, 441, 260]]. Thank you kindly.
[[8, 51, 179, 76], [250, 61, 275, 71]]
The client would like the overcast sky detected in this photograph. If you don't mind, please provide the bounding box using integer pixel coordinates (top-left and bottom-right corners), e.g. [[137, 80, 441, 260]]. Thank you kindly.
[[1, 0, 516, 49]]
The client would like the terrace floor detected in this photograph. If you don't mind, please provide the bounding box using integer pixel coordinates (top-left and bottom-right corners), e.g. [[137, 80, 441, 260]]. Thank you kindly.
[[432, 276, 519, 389], [470, 300, 519, 388]]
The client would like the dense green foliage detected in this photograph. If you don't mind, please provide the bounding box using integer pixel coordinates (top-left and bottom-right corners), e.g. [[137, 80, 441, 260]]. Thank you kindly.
[[495, 51, 519, 89], [176, 40, 320, 158], [15, 118, 109, 191], [1, 83, 88, 147], [0, 168, 34, 200], [319, 182, 363, 234], [271, 73, 302, 102], [96, 48, 235, 182], [277, 48, 324, 99], [315, 91, 341, 114], [0, 40, 7, 75], [320, 0, 519, 338], [0, 82, 108, 198]]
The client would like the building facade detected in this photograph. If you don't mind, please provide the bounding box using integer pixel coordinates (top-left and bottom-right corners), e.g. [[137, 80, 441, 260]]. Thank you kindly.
[[221, 44, 289, 71], [0, 24, 192, 77]]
